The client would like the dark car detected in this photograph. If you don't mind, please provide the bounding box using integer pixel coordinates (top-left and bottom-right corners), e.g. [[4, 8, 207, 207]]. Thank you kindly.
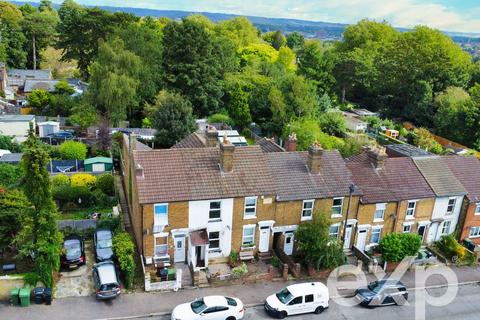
[[60, 235, 85, 269], [92, 261, 121, 300], [94, 229, 114, 262], [47, 131, 74, 139], [355, 280, 408, 308]]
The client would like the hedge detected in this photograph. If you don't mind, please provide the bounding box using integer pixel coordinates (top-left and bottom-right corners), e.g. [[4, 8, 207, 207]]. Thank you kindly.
[[113, 232, 136, 289], [96, 173, 115, 196], [71, 173, 97, 187], [379, 233, 422, 263]]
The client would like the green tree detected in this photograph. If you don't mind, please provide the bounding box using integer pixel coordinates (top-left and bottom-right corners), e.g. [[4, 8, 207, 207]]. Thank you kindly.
[[54, 80, 75, 95], [27, 89, 51, 113], [296, 213, 346, 270], [263, 31, 286, 50], [380, 233, 421, 263], [282, 118, 322, 151], [286, 32, 304, 50], [69, 98, 98, 129], [215, 17, 259, 49], [413, 128, 443, 154], [0, 1, 28, 68], [223, 75, 252, 127], [0, 189, 32, 251], [16, 126, 62, 288], [0, 163, 23, 189], [162, 18, 224, 116], [0, 135, 22, 152], [319, 112, 347, 137], [147, 90, 197, 148], [58, 140, 87, 160]]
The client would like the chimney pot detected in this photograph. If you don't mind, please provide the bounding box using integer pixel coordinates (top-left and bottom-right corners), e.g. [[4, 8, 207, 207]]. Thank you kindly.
[[367, 146, 387, 169], [284, 133, 297, 152], [307, 143, 323, 174], [206, 126, 218, 147], [220, 139, 235, 173]]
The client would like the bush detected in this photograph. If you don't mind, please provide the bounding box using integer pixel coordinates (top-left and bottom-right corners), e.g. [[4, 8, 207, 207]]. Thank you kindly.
[[0, 163, 23, 189], [51, 174, 70, 187], [96, 174, 115, 196], [53, 185, 95, 208], [380, 233, 422, 263], [231, 262, 248, 278], [339, 136, 368, 158], [0, 135, 22, 152], [58, 141, 87, 160], [229, 250, 239, 267], [113, 232, 136, 289], [319, 112, 347, 137], [271, 255, 281, 268], [71, 173, 97, 187], [208, 113, 234, 126], [97, 216, 121, 233]]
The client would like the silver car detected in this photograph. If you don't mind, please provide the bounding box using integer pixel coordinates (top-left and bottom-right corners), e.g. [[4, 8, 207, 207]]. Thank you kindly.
[[92, 261, 121, 300]]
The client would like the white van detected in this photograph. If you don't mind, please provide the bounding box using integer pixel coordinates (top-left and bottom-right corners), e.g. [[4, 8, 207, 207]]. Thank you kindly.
[[264, 282, 329, 318]]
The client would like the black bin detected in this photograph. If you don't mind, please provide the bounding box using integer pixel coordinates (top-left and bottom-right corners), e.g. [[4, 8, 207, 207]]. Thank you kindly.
[[33, 288, 45, 304], [44, 288, 52, 305]]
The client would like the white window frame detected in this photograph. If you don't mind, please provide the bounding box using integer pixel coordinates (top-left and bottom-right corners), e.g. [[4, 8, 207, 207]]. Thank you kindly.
[[469, 226, 480, 238], [374, 203, 386, 222], [244, 196, 257, 219], [329, 224, 340, 241], [153, 203, 168, 233], [331, 197, 344, 217], [154, 233, 169, 258], [301, 200, 314, 221], [406, 200, 417, 219], [403, 224, 412, 233], [370, 227, 382, 244], [446, 198, 456, 215], [208, 201, 222, 221], [208, 231, 221, 252], [242, 225, 256, 247], [442, 221, 451, 235], [475, 203, 480, 216]]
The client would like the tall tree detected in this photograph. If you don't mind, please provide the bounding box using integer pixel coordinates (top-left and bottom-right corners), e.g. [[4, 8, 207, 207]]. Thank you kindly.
[[298, 40, 335, 96], [0, 1, 27, 68], [286, 32, 304, 50]]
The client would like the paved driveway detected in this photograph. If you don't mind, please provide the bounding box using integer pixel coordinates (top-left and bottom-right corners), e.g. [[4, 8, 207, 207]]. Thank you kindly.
[[55, 241, 95, 298]]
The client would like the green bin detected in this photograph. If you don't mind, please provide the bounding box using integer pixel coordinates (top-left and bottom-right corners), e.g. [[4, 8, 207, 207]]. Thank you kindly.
[[168, 268, 176, 281], [19, 288, 31, 307], [10, 288, 20, 305]]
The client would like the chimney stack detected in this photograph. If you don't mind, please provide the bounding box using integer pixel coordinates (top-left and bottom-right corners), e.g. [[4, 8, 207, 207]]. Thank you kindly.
[[220, 135, 235, 173], [284, 133, 297, 152], [366, 146, 387, 169], [135, 163, 144, 179], [307, 143, 323, 174], [206, 126, 218, 147]]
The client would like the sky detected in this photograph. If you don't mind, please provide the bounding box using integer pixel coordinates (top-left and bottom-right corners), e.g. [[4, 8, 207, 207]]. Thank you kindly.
[[48, 0, 480, 33]]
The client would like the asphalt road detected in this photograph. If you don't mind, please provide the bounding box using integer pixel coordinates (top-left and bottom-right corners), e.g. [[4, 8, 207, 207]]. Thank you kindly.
[[144, 283, 480, 320]]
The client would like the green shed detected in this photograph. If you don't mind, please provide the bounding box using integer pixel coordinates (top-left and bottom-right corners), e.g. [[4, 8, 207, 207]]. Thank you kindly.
[[84, 157, 113, 173]]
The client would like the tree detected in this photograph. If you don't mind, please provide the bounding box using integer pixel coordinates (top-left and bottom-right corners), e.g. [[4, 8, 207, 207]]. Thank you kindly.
[[0, 163, 23, 189], [16, 126, 62, 288], [69, 98, 98, 129], [282, 118, 321, 151], [54, 80, 75, 95], [0, 1, 28, 68], [296, 213, 346, 270], [215, 17, 259, 49], [87, 38, 141, 126], [413, 128, 443, 154], [380, 233, 421, 263], [263, 31, 286, 50], [162, 18, 224, 116], [58, 140, 87, 160], [223, 75, 252, 128], [0, 135, 22, 152], [319, 112, 347, 137], [286, 32, 304, 50], [0, 189, 32, 251], [148, 90, 197, 148], [27, 89, 51, 113]]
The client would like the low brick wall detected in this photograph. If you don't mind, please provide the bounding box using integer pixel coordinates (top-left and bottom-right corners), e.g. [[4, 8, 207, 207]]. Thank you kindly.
[[0, 275, 37, 301], [274, 243, 301, 278], [307, 265, 332, 278]]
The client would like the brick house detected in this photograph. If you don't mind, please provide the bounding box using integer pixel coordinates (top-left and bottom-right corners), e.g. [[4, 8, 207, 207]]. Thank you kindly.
[[443, 155, 480, 244], [346, 147, 436, 250]]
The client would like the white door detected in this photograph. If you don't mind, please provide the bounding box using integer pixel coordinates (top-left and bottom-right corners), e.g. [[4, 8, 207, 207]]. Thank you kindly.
[[343, 225, 353, 249], [174, 236, 185, 263], [356, 229, 368, 251], [418, 225, 426, 242], [92, 163, 105, 172], [284, 232, 294, 255], [427, 223, 438, 243], [259, 226, 270, 253]]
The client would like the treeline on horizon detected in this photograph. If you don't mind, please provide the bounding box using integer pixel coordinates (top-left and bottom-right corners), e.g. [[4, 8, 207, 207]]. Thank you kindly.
[[2, 0, 480, 150]]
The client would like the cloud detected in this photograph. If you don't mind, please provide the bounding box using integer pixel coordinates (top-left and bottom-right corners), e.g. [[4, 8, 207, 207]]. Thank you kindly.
[[70, 0, 480, 32]]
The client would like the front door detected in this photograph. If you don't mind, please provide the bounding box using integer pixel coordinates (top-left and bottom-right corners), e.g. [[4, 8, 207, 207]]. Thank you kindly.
[[427, 223, 438, 243], [174, 235, 185, 263], [259, 226, 270, 253], [418, 225, 426, 243], [356, 229, 368, 251], [284, 232, 294, 255], [343, 225, 353, 249]]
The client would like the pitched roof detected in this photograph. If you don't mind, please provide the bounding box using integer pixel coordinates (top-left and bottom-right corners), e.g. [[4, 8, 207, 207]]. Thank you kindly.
[[255, 138, 285, 153], [8, 69, 52, 80], [172, 132, 207, 149], [23, 79, 59, 92], [443, 155, 480, 202], [133, 146, 276, 204], [266, 150, 359, 201], [0, 114, 35, 122], [0, 153, 23, 163], [413, 156, 466, 197], [84, 157, 113, 165], [346, 152, 435, 204]]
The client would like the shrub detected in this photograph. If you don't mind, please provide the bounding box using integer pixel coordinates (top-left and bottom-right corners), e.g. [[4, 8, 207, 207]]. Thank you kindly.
[[271, 255, 281, 268], [0, 163, 23, 188], [97, 216, 121, 233], [113, 232, 136, 289], [96, 174, 115, 196], [229, 250, 239, 267], [208, 113, 234, 126], [58, 141, 87, 160], [380, 233, 422, 263], [71, 173, 97, 187], [319, 112, 347, 137], [53, 185, 95, 208], [231, 262, 248, 278], [51, 174, 70, 187]]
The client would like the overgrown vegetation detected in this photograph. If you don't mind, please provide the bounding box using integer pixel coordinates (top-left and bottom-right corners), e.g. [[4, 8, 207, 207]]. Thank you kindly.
[[112, 232, 136, 289], [435, 234, 476, 265], [379, 233, 422, 263]]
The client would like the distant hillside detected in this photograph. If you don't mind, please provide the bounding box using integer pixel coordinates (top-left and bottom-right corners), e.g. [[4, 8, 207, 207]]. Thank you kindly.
[[10, 1, 480, 43]]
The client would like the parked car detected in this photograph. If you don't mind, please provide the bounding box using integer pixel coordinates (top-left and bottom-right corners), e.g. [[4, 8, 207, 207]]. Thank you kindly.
[[355, 279, 408, 308], [94, 228, 114, 262], [60, 235, 85, 269], [47, 131, 74, 139], [171, 296, 245, 320], [264, 282, 329, 318], [92, 261, 121, 300]]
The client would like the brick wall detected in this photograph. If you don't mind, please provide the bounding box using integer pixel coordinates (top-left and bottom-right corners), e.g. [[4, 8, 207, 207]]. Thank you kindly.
[[460, 202, 480, 244]]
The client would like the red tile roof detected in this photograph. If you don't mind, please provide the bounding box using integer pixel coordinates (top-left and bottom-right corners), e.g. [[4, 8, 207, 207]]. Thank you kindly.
[[443, 155, 480, 202]]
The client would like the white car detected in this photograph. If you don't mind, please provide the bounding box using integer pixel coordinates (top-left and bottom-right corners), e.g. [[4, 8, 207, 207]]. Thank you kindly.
[[264, 282, 329, 318], [171, 295, 245, 320]]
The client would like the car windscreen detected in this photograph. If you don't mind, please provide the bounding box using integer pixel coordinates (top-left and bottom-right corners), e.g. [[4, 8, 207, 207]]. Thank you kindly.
[[191, 299, 208, 314], [96, 232, 112, 248], [368, 282, 383, 294], [276, 288, 293, 304], [100, 283, 119, 291], [64, 239, 81, 257]]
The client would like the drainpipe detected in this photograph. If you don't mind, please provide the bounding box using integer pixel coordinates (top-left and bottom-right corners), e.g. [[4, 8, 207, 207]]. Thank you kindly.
[[342, 184, 356, 248], [392, 201, 401, 233]]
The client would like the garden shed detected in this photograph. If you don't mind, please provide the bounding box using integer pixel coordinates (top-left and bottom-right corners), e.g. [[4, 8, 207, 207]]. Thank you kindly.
[[84, 157, 113, 173], [38, 121, 60, 137]]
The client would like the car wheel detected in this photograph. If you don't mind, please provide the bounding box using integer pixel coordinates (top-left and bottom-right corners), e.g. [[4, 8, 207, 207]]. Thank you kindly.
[[278, 311, 287, 319], [226, 317, 236, 320], [314, 306, 325, 314]]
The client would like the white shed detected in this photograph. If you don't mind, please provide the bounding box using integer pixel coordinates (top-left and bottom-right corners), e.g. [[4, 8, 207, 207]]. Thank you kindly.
[[38, 121, 60, 137], [0, 115, 35, 141]]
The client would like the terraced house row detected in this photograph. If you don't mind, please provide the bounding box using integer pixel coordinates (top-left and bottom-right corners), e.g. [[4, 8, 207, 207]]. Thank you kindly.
[[120, 129, 480, 270]]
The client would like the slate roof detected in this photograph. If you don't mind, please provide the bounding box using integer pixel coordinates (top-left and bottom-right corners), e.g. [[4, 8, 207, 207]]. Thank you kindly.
[[385, 144, 432, 158], [443, 155, 480, 202], [133, 146, 276, 204], [267, 150, 359, 201], [0, 114, 35, 122], [0, 153, 23, 163], [23, 79, 59, 92], [413, 156, 466, 197], [255, 138, 285, 153], [346, 152, 435, 204], [8, 69, 52, 80], [172, 132, 207, 149]]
